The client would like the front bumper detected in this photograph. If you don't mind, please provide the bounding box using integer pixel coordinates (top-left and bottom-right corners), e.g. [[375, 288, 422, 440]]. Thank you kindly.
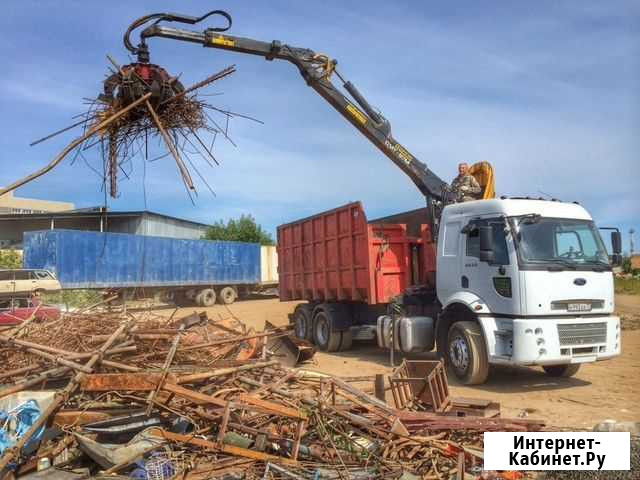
[[479, 315, 621, 366]]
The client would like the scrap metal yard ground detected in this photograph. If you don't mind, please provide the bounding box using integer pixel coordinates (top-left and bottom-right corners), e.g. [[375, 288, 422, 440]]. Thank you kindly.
[[159, 294, 640, 430]]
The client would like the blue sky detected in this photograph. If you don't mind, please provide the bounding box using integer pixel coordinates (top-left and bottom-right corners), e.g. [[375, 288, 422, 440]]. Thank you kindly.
[[1, 1, 638, 251]]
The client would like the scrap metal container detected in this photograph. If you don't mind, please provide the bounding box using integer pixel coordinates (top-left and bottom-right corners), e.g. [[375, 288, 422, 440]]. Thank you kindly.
[[277, 202, 435, 304], [23, 229, 260, 289]]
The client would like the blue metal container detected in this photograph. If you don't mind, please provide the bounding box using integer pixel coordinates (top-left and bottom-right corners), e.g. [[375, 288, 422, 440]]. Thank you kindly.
[[23, 230, 260, 289]]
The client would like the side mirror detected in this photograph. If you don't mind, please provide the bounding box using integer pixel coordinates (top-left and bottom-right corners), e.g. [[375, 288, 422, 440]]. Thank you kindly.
[[611, 253, 623, 267], [611, 231, 622, 255], [479, 225, 495, 263]]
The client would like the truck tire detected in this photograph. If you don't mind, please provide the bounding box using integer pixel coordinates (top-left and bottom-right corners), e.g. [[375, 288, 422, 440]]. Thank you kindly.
[[446, 321, 489, 385], [218, 286, 237, 305], [542, 364, 580, 378], [292, 304, 313, 341], [339, 328, 353, 351], [194, 291, 204, 306], [154, 290, 175, 304], [313, 310, 343, 352], [198, 288, 216, 307]]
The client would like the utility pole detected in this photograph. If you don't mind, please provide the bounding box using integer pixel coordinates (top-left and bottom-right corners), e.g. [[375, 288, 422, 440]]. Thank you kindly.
[[630, 228, 635, 255]]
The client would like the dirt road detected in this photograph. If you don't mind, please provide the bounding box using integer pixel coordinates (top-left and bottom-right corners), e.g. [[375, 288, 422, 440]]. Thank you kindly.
[[171, 294, 640, 429]]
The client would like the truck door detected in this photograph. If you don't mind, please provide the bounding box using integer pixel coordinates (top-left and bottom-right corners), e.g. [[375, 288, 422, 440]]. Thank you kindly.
[[462, 217, 519, 314], [436, 220, 463, 301]]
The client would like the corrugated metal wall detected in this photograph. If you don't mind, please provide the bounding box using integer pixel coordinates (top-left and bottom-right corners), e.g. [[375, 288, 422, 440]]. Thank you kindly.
[[137, 214, 208, 239], [24, 229, 260, 289]]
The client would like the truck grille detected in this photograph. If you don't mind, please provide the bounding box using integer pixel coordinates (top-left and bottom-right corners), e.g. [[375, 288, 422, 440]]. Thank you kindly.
[[557, 323, 606, 346]]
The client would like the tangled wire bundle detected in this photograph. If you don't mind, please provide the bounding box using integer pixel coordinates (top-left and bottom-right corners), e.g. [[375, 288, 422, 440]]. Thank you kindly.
[[0, 59, 260, 204]]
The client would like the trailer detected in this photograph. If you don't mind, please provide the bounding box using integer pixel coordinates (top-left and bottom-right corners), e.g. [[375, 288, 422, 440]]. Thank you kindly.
[[278, 202, 437, 351], [23, 229, 278, 305], [278, 200, 621, 385]]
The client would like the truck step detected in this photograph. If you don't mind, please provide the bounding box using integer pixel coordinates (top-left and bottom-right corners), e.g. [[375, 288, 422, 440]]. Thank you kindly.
[[350, 325, 376, 341]]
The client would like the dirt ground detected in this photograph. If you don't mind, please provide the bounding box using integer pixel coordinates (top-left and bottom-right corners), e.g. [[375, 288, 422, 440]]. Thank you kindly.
[[169, 294, 640, 430]]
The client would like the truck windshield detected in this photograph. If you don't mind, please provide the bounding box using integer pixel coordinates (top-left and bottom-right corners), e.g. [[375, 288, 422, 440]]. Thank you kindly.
[[513, 217, 609, 268]]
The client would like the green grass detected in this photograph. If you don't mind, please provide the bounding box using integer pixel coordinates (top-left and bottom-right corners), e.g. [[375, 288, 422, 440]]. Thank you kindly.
[[615, 277, 640, 295]]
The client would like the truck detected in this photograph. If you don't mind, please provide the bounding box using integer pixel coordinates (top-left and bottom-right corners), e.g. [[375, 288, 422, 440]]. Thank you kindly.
[[279, 200, 622, 384], [22, 229, 278, 305], [114, 9, 623, 383]]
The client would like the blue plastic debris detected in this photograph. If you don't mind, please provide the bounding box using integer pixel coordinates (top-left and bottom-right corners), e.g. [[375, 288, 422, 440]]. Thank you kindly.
[[0, 399, 44, 456], [130, 452, 176, 479]]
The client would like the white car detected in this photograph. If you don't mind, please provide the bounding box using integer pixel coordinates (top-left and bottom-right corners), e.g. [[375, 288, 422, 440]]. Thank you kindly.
[[0, 269, 62, 295]]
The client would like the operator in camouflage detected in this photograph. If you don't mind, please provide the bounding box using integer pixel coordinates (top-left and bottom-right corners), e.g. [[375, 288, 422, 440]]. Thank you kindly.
[[451, 162, 482, 202]]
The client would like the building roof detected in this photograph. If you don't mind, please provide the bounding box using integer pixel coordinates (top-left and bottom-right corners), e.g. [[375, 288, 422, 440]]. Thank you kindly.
[[0, 209, 209, 228]]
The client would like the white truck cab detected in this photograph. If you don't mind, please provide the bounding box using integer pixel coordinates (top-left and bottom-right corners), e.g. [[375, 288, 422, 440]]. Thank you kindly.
[[436, 198, 621, 384]]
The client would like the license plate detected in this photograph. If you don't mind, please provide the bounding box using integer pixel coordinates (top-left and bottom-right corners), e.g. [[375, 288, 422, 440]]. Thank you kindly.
[[567, 303, 591, 312]]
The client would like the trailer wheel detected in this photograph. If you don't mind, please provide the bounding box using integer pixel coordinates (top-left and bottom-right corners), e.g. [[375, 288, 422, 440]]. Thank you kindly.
[[194, 291, 204, 306], [446, 321, 489, 385], [154, 290, 175, 304], [218, 286, 237, 305], [292, 304, 313, 341], [198, 288, 216, 307], [313, 310, 343, 352], [542, 364, 580, 378]]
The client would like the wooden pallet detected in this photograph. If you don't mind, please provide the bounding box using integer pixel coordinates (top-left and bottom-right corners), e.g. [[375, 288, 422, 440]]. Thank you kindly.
[[388, 360, 451, 413]]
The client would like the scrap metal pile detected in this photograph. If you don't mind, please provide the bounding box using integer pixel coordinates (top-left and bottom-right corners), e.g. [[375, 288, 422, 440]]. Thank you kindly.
[[0, 307, 543, 479], [1, 58, 253, 203], [94, 60, 239, 199]]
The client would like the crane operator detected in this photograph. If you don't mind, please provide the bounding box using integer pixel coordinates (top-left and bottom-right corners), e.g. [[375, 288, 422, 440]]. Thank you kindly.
[[451, 162, 482, 202]]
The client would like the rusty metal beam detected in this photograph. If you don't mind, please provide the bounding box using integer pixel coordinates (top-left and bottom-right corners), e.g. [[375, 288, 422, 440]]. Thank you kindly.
[[0, 92, 152, 198], [80, 373, 178, 391], [145, 99, 195, 190]]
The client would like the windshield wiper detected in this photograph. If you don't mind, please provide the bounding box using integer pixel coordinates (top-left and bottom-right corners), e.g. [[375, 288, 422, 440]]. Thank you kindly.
[[581, 259, 611, 271], [531, 258, 578, 270], [582, 259, 609, 266]]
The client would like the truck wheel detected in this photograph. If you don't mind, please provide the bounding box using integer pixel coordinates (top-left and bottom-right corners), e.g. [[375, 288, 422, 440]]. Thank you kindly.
[[542, 364, 580, 378], [313, 310, 343, 352], [339, 329, 353, 351], [446, 321, 489, 385], [154, 290, 175, 304], [218, 286, 237, 305], [293, 304, 313, 341], [199, 288, 216, 307]]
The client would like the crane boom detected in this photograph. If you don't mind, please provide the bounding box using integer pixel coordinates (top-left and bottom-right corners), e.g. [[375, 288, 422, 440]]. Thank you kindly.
[[128, 11, 449, 233]]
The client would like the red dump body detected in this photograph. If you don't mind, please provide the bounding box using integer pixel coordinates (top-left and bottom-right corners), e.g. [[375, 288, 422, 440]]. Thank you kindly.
[[277, 202, 436, 305]]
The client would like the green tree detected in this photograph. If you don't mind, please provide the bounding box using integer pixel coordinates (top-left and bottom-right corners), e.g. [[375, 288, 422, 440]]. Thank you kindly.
[[203, 214, 274, 245], [0, 250, 22, 269]]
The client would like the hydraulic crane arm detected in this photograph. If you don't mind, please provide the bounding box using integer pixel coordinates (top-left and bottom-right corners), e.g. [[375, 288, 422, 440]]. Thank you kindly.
[[133, 13, 448, 205]]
